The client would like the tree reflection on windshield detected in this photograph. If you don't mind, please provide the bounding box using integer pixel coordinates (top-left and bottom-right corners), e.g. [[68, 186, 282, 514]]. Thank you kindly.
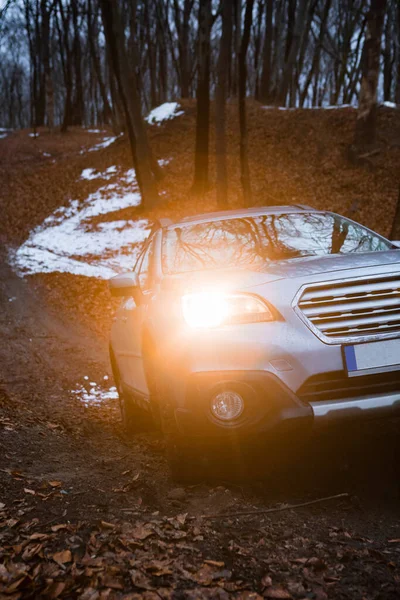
[[162, 212, 392, 275]]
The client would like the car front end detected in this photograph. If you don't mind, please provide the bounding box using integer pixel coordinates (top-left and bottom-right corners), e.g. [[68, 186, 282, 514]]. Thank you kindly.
[[154, 220, 400, 445]]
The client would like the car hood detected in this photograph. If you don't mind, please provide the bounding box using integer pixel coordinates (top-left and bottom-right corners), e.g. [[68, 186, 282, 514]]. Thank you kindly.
[[261, 249, 400, 280], [163, 250, 400, 292]]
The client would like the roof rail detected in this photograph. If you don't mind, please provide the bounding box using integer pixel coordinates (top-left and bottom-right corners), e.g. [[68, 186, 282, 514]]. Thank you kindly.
[[293, 204, 314, 210]]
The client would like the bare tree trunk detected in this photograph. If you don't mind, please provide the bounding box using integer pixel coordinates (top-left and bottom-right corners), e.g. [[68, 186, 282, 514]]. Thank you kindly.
[[259, 0, 274, 103], [353, 0, 387, 151], [192, 0, 211, 196], [231, 0, 241, 96], [278, 0, 308, 106], [253, 0, 264, 99], [71, 0, 84, 126], [144, 0, 158, 108], [382, 9, 393, 101], [396, 0, 400, 103], [37, 0, 51, 127], [100, 0, 160, 209], [300, 0, 332, 106], [55, 0, 73, 132], [155, 0, 168, 103], [215, 0, 233, 208], [238, 0, 255, 205], [87, 0, 115, 128], [295, 0, 318, 104], [174, 0, 194, 98]]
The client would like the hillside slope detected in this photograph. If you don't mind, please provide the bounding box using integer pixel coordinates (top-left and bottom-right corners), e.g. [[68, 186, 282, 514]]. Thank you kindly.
[[1, 101, 399, 244]]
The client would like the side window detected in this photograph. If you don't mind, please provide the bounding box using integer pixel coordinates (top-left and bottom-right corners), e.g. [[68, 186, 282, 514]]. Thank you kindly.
[[138, 238, 154, 292]]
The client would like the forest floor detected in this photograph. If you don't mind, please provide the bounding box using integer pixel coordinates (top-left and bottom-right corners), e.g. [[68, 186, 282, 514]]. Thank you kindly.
[[1, 101, 400, 599]]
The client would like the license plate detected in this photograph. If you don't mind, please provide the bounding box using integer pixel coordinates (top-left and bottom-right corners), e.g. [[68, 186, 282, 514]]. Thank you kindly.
[[344, 339, 400, 377]]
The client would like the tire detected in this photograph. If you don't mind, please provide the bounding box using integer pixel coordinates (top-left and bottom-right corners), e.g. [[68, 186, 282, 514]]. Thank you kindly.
[[165, 432, 210, 483], [157, 383, 209, 482], [109, 345, 150, 435]]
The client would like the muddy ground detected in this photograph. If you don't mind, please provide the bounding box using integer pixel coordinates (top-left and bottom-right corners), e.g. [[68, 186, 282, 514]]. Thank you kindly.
[[1, 114, 400, 599]]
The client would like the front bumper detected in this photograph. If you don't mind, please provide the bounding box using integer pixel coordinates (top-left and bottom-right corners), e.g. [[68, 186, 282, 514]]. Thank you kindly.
[[173, 370, 400, 438], [174, 371, 312, 439], [311, 392, 400, 425]]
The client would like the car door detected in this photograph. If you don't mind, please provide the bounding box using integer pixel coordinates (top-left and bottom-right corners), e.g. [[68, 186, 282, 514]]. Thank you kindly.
[[117, 236, 155, 398]]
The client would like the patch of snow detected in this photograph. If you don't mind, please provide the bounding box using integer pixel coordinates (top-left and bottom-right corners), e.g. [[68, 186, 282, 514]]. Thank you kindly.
[[87, 129, 103, 133], [8, 297, 16, 302], [10, 165, 152, 279], [71, 382, 118, 407], [0, 127, 11, 132], [28, 132, 39, 138], [146, 102, 184, 125], [81, 168, 97, 180], [80, 165, 117, 181], [0, 133, 7, 139], [87, 136, 117, 153], [382, 101, 397, 109], [43, 152, 51, 157]]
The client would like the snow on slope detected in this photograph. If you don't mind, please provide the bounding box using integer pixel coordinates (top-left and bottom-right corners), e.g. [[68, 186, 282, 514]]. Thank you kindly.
[[9, 103, 184, 279], [10, 166, 151, 279], [0, 128, 12, 140], [146, 102, 184, 125]]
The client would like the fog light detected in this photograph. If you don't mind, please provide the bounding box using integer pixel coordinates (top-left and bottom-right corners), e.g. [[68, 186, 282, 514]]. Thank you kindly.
[[210, 390, 244, 421]]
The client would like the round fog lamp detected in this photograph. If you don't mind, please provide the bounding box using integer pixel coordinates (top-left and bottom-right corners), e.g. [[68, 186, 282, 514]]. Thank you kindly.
[[210, 390, 244, 421]]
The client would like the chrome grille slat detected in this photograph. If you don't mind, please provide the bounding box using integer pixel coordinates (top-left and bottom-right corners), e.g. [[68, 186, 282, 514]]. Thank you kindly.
[[302, 296, 400, 317], [301, 279, 400, 302], [315, 311, 400, 330], [297, 273, 400, 342]]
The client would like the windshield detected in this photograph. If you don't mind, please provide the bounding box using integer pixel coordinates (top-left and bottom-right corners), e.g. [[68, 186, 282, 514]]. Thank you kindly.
[[162, 212, 393, 275]]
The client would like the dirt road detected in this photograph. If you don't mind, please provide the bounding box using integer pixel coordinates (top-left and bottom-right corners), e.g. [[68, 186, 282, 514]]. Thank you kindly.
[[1, 249, 400, 598]]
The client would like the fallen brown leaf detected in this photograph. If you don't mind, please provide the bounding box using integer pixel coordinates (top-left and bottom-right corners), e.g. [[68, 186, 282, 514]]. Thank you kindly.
[[264, 587, 292, 599], [43, 580, 66, 599], [130, 525, 154, 540], [51, 524, 68, 533], [204, 560, 225, 568], [22, 544, 43, 560], [100, 521, 116, 530], [52, 549, 72, 565]]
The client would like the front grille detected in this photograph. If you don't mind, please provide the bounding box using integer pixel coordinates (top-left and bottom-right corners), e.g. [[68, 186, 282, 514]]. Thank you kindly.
[[298, 370, 400, 404], [297, 273, 400, 341]]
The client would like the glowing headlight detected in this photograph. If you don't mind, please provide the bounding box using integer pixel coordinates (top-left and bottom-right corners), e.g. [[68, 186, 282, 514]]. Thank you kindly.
[[182, 292, 274, 328]]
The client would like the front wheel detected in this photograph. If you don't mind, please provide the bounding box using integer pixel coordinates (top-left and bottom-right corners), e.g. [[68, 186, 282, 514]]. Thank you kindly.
[[109, 345, 151, 434], [165, 432, 211, 483]]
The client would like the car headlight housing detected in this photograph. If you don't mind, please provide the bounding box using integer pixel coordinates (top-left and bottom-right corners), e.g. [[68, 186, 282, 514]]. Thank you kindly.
[[182, 292, 274, 328]]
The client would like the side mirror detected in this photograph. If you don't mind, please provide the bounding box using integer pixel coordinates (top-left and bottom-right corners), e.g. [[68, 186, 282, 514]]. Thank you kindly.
[[109, 272, 143, 303], [392, 241, 400, 249]]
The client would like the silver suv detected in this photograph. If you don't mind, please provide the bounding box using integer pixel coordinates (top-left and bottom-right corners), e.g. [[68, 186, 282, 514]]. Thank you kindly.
[[109, 206, 400, 480]]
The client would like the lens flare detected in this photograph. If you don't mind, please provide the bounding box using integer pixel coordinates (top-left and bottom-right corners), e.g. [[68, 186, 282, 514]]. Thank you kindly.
[[182, 292, 274, 328], [182, 292, 229, 328]]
